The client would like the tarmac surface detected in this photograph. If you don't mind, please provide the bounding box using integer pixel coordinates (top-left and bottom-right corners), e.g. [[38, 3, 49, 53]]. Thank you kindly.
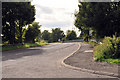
[[2, 43, 116, 78], [64, 43, 118, 77]]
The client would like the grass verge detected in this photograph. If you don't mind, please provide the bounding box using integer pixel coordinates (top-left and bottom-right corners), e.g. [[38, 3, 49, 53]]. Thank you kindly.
[[93, 36, 120, 64], [84, 39, 120, 64], [101, 58, 120, 63], [51, 41, 63, 43], [2, 41, 49, 51]]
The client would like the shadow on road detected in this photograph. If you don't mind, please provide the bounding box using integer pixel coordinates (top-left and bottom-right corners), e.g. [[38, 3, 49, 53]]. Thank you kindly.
[[2, 47, 44, 61]]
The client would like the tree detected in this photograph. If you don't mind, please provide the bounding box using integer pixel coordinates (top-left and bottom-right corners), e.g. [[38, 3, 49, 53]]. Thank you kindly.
[[25, 22, 41, 43], [2, 2, 35, 44], [51, 28, 65, 42], [41, 30, 50, 41], [74, 2, 120, 38], [66, 30, 77, 40]]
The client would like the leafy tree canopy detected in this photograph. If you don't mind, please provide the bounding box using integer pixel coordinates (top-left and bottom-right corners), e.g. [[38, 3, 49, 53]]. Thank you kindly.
[[75, 2, 120, 38], [51, 28, 65, 42], [25, 22, 41, 43], [2, 2, 35, 44], [41, 30, 50, 41], [66, 30, 77, 40]]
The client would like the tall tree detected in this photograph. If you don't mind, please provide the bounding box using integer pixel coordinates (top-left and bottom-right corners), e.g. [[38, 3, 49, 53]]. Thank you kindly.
[[2, 2, 35, 44], [25, 22, 41, 43], [51, 28, 65, 42], [41, 30, 50, 41], [66, 30, 77, 40], [74, 2, 120, 38]]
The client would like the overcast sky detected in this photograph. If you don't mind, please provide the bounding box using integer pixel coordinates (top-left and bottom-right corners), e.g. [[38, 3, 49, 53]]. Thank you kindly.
[[31, 0, 80, 35]]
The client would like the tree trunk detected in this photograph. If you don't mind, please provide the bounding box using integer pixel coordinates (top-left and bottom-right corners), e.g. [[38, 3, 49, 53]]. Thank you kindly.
[[19, 26, 22, 44], [13, 22, 15, 44], [19, 20, 23, 44], [9, 25, 13, 44], [9, 21, 15, 44]]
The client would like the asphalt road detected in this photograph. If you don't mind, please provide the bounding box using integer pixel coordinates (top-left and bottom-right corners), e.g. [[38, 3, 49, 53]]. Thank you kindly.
[[2, 43, 114, 78]]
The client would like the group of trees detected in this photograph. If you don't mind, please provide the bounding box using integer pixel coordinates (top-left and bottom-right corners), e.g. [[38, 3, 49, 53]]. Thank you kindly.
[[25, 22, 41, 43], [41, 28, 77, 43], [74, 2, 120, 41], [2, 2, 80, 45], [2, 2, 36, 44], [66, 30, 77, 40]]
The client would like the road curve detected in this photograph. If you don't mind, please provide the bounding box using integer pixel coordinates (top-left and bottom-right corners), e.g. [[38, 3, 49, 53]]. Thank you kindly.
[[2, 43, 113, 78]]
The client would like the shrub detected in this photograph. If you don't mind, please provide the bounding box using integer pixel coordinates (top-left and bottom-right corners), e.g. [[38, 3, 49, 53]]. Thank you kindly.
[[94, 35, 120, 61], [61, 37, 66, 42]]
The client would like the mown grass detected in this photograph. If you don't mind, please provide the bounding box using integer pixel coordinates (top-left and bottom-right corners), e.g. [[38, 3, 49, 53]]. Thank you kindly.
[[2, 41, 49, 51], [101, 58, 120, 63]]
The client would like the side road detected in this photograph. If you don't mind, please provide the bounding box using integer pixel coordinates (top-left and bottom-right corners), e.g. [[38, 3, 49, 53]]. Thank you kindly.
[[63, 42, 118, 77]]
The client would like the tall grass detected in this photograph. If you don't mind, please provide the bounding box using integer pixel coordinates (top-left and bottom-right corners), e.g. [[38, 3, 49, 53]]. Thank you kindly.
[[94, 35, 120, 63]]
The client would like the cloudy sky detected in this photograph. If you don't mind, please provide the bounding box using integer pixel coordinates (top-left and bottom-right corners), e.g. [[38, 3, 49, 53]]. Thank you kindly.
[[31, 0, 80, 35]]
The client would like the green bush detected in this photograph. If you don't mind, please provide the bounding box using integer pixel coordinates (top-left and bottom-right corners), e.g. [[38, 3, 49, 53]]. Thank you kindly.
[[61, 37, 66, 42], [94, 35, 120, 61]]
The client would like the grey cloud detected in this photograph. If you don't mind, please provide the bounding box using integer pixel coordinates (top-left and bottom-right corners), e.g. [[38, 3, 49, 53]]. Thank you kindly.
[[36, 4, 53, 14], [41, 21, 72, 28]]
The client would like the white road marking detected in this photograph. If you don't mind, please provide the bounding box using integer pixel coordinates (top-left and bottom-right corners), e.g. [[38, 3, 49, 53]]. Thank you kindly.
[[84, 50, 93, 53]]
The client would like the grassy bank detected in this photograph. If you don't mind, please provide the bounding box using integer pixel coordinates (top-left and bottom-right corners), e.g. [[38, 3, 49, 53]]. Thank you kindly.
[[93, 36, 120, 63], [85, 37, 120, 64], [2, 41, 49, 51]]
